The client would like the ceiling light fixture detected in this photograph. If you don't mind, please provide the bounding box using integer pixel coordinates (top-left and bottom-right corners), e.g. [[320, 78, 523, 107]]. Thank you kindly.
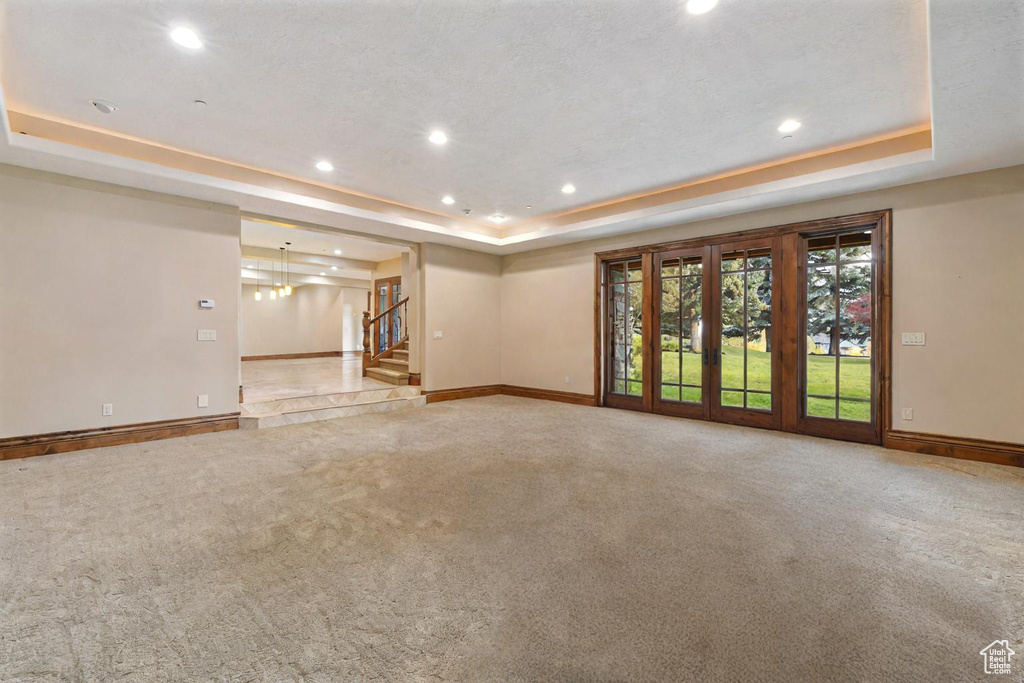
[[778, 119, 802, 134], [333, 248, 342, 255], [254, 260, 262, 300], [331, 266, 338, 271], [561, 184, 576, 194], [428, 130, 448, 145], [319, 272, 326, 276], [170, 26, 203, 50], [441, 195, 455, 205], [685, 0, 718, 15], [315, 160, 334, 172], [489, 214, 508, 224]]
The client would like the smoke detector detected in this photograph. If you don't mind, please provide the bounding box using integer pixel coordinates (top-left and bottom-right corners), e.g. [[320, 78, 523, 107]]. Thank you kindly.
[[90, 99, 118, 115]]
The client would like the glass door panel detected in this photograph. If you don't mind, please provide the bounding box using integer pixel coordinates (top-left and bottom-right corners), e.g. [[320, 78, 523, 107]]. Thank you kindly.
[[605, 257, 646, 407], [653, 248, 707, 418], [711, 239, 779, 428], [801, 229, 877, 438]]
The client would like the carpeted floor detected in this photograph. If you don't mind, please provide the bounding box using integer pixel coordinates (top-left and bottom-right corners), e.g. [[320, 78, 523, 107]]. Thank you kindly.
[[1, 396, 1021, 682]]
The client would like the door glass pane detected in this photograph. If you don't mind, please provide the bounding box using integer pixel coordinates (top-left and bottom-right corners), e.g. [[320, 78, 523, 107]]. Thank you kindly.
[[660, 255, 702, 405], [627, 279, 643, 396], [720, 248, 771, 411], [608, 258, 643, 398], [805, 232, 874, 423]]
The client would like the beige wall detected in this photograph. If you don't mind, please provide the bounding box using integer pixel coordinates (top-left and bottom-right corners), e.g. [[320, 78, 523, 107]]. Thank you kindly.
[[422, 243, 501, 391], [0, 165, 240, 437], [501, 166, 1024, 443], [240, 284, 367, 356]]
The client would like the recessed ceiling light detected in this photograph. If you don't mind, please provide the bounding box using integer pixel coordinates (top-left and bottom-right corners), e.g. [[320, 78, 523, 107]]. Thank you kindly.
[[441, 195, 455, 205], [319, 271, 326, 276], [90, 99, 117, 115], [276, 282, 281, 286], [315, 160, 334, 172], [526, 205, 533, 209], [331, 266, 338, 270], [686, 0, 718, 15], [193, 99, 207, 107], [778, 119, 802, 134], [561, 184, 576, 194], [489, 214, 508, 224], [334, 249, 342, 255], [170, 26, 203, 50], [428, 130, 448, 145]]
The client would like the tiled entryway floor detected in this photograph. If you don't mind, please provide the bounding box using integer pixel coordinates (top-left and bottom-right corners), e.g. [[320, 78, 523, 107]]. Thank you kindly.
[[241, 355, 392, 402]]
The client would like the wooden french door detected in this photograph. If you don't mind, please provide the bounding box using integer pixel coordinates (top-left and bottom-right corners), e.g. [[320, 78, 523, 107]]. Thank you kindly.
[[374, 276, 402, 352], [600, 211, 889, 445], [708, 237, 781, 429]]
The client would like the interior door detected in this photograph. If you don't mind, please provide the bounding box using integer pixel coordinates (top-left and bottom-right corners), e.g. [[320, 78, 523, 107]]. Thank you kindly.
[[653, 247, 711, 419], [709, 237, 781, 429]]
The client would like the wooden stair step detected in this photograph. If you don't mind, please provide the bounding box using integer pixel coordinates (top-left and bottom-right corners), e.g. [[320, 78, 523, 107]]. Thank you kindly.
[[391, 349, 409, 360]]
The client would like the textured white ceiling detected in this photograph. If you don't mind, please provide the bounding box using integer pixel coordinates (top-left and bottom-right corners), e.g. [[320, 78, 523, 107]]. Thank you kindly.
[[0, 0, 930, 222]]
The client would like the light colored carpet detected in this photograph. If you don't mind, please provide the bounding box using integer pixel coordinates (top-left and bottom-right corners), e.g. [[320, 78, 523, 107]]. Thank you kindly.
[[1, 396, 1021, 682]]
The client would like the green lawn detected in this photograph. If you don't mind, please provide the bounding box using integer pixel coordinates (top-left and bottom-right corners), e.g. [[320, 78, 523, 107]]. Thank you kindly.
[[654, 348, 871, 422]]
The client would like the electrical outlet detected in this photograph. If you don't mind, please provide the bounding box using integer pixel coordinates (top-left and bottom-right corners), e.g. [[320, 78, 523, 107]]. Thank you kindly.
[[433, 330, 443, 340], [197, 329, 217, 341], [565, 376, 572, 385], [197, 394, 209, 408], [902, 407, 914, 421], [102, 403, 113, 417]]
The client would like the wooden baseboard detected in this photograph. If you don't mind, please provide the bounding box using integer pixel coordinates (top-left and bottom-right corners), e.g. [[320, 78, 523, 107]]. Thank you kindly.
[[885, 430, 1024, 469], [0, 413, 240, 461], [423, 384, 597, 406], [501, 385, 597, 406], [241, 351, 343, 361], [423, 385, 502, 403]]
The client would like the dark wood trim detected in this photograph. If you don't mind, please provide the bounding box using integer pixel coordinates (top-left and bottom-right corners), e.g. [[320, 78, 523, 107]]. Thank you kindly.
[[0, 413, 240, 461], [885, 430, 1024, 469], [593, 255, 603, 407], [423, 385, 502, 403], [501, 385, 597, 406], [422, 384, 598, 406], [595, 210, 891, 261], [241, 351, 343, 361]]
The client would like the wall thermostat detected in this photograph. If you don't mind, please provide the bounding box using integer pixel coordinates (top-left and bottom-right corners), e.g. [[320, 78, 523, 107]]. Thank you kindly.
[[199, 300, 215, 309]]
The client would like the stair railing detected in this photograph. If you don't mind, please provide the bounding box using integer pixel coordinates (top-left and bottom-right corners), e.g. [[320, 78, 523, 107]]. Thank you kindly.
[[362, 296, 409, 375]]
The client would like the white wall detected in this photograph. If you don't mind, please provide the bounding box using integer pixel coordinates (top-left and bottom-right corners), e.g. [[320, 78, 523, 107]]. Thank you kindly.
[[241, 283, 367, 356], [0, 165, 240, 437], [500, 165, 1024, 443], [422, 243, 501, 391]]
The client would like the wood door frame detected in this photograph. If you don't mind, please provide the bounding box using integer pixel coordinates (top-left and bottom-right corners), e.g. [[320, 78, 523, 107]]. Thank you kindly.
[[601, 255, 651, 413], [594, 209, 891, 445], [374, 276, 402, 352], [708, 235, 783, 431], [651, 246, 712, 420]]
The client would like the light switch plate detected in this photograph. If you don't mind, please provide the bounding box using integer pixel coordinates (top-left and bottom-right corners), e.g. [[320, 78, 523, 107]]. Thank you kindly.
[[902, 407, 913, 421], [197, 394, 209, 408], [901, 332, 926, 346], [197, 329, 217, 341], [433, 330, 443, 340], [102, 403, 113, 416]]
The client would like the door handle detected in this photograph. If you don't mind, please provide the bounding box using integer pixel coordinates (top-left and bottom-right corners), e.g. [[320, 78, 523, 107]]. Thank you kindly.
[[703, 348, 709, 365], [712, 349, 719, 366]]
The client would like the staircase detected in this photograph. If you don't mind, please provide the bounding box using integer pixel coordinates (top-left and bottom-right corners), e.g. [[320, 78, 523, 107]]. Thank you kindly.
[[366, 341, 410, 385], [239, 385, 424, 429]]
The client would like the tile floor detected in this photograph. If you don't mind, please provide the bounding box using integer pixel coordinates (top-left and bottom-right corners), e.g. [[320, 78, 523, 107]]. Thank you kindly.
[[241, 355, 392, 403]]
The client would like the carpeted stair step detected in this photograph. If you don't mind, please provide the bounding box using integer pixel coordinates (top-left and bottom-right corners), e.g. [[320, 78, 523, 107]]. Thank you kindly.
[[366, 366, 410, 385], [379, 357, 409, 372]]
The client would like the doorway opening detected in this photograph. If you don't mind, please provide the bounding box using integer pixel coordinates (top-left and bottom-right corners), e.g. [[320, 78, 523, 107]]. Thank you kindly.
[[596, 211, 890, 444]]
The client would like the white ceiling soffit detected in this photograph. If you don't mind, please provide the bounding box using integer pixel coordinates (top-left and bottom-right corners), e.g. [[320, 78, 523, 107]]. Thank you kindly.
[[240, 219, 406, 263], [0, 0, 1022, 255]]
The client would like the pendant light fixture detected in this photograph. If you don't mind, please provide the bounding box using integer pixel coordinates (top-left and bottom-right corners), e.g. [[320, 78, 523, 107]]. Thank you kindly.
[[269, 258, 277, 299], [284, 242, 293, 296], [277, 247, 286, 298], [254, 259, 262, 301]]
